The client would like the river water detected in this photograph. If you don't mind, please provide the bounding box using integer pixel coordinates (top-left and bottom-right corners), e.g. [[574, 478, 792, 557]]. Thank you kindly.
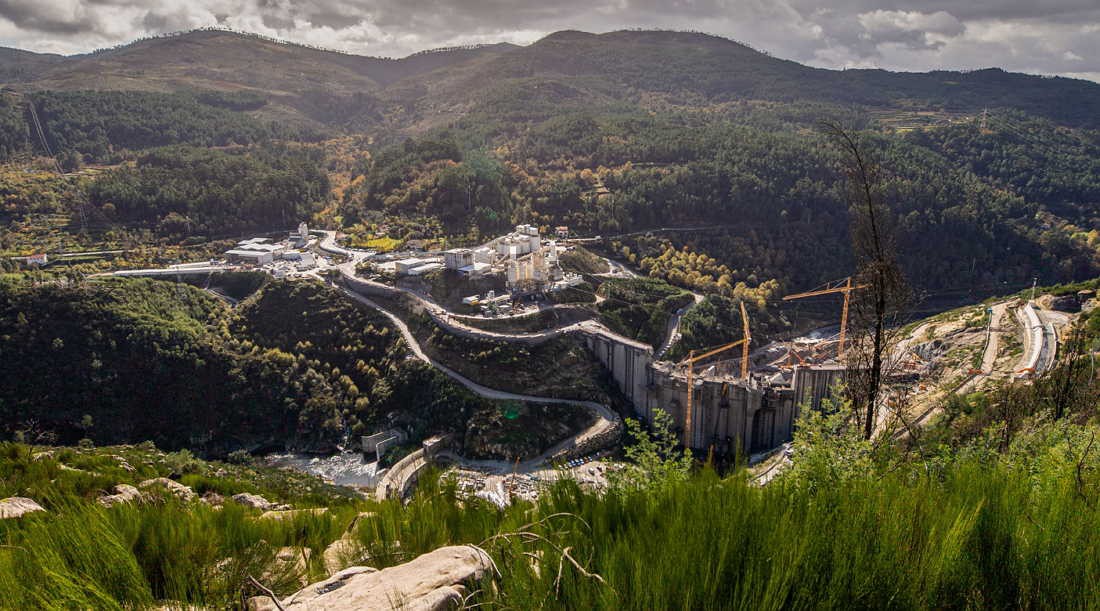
[[264, 452, 382, 488]]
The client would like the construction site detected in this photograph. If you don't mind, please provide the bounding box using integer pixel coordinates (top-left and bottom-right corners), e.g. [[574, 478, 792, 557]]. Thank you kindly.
[[588, 274, 1078, 461], [586, 283, 858, 458]]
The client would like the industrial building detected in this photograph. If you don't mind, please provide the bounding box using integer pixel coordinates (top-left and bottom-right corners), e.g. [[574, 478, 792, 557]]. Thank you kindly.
[[222, 222, 317, 270], [289, 222, 310, 247], [225, 249, 273, 265], [439, 225, 567, 294]]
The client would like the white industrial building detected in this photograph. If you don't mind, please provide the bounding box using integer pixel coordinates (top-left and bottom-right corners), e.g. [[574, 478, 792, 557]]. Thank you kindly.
[[444, 248, 474, 270], [225, 249, 273, 265], [289, 222, 310, 247], [395, 258, 424, 275], [459, 262, 492, 278], [407, 262, 443, 276]]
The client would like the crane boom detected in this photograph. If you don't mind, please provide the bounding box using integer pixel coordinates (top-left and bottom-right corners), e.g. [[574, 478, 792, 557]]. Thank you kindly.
[[782, 277, 867, 359], [680, 301, 752, 448]]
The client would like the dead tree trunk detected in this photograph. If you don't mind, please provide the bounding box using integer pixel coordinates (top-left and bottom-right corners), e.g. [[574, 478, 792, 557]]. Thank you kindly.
[[822, 122, 909, 440]]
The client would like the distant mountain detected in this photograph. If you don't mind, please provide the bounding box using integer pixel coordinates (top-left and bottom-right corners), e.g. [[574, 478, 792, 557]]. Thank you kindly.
[[3, 29, 1099, 131], [0, 47, 64, 83]]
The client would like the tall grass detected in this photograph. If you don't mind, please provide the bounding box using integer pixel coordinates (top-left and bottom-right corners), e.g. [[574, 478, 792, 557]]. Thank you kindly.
[[4, 449, 1100, 608]]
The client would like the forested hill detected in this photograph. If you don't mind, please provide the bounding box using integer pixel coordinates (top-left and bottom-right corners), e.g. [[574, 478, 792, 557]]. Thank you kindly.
[[3, 29, 1100, 131], [3, 28, 1100, 301]]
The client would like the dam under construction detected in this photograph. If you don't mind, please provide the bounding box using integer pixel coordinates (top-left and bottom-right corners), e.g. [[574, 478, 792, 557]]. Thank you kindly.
[[582, 330, 846, 456]]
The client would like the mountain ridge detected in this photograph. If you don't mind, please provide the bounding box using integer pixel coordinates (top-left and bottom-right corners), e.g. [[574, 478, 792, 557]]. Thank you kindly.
[[3, 28, 1100, 131]]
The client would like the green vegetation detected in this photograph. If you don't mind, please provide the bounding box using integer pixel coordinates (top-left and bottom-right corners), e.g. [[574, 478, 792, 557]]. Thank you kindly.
[[419, 318, 612, 403], [21, 91, 310, 164], [87, 145, 329, 238], [0, 278, 374, 454], [668, 294, 785, 361], [6, 374, 1100, 609], [559, 246, 610, 275], [464, 401, 593, 460], [0, 277, 598, 461], [596, 277, 693, 348], [0, 442, 363, 608]]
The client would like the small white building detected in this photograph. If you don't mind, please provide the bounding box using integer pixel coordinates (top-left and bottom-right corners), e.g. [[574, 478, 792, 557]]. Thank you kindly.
[[408, 262, 444, 276], [458, 262, 492, 278], [395, 258, 424, 275], [282, 250, 317, 268]]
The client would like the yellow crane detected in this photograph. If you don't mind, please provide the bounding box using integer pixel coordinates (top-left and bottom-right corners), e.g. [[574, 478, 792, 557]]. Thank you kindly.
[[680, 302, 751, 448], [782, 276, 867, 361]]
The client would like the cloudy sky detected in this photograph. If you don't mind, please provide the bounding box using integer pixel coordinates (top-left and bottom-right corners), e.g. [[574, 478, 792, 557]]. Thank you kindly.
[[1, 0, 1098, 82]]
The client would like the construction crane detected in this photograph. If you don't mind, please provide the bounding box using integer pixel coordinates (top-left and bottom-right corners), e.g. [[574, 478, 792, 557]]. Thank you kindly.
[[680, 302, 751, 448], [782, 277, 867, 361]]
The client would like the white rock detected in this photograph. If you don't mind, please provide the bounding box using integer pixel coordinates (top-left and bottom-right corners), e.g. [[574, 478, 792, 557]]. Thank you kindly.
[[98, 484, 143, 507], [275, 546, 493, 610], [138, 478, 196, 502], [232, 493, 276, 510], [0, 497, 46, 519], [257, 507, 328, 521]]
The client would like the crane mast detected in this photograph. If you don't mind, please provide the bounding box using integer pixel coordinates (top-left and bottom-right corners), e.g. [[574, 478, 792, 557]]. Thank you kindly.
[[680, 301, 751, 448], [782, 277, 867, 360]]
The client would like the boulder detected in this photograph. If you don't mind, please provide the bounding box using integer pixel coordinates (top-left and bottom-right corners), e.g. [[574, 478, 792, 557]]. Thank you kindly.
[[261, 546, 493, 610], [108, 455, 137, 473], [0, 497, 46, 519], [99, 484, 143, 507], [257, 507, 327, 521], [263, 546, 312, 588], [201, 492, 225, 507], [232, 492, 276, 510], [138, 478, 196, 503], [322, 538, 364, 576], [322, 512, 377, 574]]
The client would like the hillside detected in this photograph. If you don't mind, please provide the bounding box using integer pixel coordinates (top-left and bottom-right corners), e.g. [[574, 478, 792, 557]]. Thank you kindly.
[[1, 30, 517, 128], [0, 277, 596, 460], [2, 337, 1100, 609], [4, 29, 1100, 133]]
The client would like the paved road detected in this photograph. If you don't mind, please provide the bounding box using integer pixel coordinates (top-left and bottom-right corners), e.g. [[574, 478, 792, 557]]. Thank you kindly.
[[655, 292, 705, 360], [955, 301, 1011, 395], [336, 286, 621, 468]]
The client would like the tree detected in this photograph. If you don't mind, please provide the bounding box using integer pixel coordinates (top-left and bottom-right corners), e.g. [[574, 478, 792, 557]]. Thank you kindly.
[[612, 409, 694, 490], [823, 122, 910, 440]]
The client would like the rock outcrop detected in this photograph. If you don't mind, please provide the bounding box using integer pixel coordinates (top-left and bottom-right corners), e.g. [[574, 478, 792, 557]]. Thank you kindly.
[[264, 547, 312, 587], [99, 484, 143, 507], [0, 497, 46, 519], [138, 478, 197, 502], [257, 507, 328, 521], [251, 546, 494, 611], [232, 493, 279, 511], [323, 511, 377, 575]]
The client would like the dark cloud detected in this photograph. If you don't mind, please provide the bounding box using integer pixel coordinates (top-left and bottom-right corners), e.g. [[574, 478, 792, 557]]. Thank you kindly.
[[0, 0, 102, 35], [0, 0, 1096, 82]]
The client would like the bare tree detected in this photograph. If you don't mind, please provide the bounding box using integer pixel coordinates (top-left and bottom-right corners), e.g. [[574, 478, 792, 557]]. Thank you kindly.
[[822, 122, 910, 440]]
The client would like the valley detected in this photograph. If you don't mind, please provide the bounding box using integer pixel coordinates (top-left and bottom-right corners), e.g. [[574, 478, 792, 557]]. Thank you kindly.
[[2, 25, 1100, 610]]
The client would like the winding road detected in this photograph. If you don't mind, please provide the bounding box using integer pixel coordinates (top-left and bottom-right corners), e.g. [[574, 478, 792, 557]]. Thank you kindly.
[[315, 232, 622, 496]]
